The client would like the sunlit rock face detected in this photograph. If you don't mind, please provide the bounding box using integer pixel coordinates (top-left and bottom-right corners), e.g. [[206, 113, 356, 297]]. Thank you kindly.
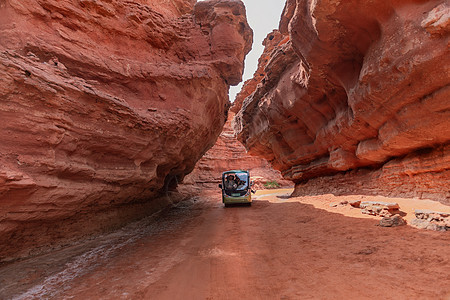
[[232, 29, 288, 114], [235, 0, 449, 203], [0, 0, 252, 261]]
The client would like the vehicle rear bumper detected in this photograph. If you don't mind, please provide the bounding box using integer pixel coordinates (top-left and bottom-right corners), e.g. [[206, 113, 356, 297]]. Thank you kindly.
[[223, 196, 252, 204]]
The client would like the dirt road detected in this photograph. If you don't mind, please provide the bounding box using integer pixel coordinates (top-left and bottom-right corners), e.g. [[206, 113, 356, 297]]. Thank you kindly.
[[2, 190, 450, 299]]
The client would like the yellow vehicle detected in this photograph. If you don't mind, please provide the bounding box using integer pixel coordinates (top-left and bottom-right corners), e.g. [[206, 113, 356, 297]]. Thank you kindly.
[[218, 170, 255, 206]]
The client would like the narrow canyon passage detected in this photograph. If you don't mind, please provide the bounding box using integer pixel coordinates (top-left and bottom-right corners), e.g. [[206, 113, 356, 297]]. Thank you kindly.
[[1, 0, 449, 298], [2, 190, 449, 300]]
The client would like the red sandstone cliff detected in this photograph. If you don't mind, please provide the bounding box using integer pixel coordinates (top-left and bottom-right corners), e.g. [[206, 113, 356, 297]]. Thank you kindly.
[[182, 30, 292, 191], [0, 0, 252, 261], [235, 0, 449, 202], [182, 110, 292, 190], [232, 30, 289, 113]]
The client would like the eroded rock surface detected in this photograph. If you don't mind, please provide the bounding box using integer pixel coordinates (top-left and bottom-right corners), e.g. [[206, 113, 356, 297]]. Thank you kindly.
[[235, 0, 449, 202], [379, 215, 406, 227], [232, 29, 288, 114], [360, 201, 400, 217], [0, 0, 252, 261], [410, 209, 450, 231], [182, 110, 291, 191]]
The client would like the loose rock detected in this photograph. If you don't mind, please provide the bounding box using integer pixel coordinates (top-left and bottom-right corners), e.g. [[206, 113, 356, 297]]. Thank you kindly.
[[360, 201, 400, 217], [379, 215, 406, 227], [410, 209, 450, 231], [349, 200, 361, 208]]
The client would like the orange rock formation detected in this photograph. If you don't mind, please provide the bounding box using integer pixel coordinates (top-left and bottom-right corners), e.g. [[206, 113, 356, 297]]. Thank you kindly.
[[0, 0, 252, 261], [183, 110, 291, 191], [235, 0, 449, 203]]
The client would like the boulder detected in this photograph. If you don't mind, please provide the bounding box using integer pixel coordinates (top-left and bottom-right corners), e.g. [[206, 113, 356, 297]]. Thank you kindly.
[[379, 215, 406, 227]]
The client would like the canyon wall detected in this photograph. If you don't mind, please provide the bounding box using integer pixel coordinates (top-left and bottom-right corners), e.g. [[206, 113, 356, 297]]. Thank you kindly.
[[0, 0, 252, 261], [235, 0, 449, 203], [182, 110, 292, 191]]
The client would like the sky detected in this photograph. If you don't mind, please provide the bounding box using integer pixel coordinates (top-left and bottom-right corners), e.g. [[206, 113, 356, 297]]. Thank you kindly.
[[197, 0, 286, 101]]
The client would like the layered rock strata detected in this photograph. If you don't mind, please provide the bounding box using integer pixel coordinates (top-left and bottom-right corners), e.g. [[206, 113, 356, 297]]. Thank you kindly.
[[235, 0, 450, 203], [182, 110, 291, 191], [0, 0, 252, 261], [232, 29, 288, 113]]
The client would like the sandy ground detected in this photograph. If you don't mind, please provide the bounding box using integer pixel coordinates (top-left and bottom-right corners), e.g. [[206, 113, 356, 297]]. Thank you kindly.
[[259, 189, 450, 223], [1, 189, 449, 299]]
